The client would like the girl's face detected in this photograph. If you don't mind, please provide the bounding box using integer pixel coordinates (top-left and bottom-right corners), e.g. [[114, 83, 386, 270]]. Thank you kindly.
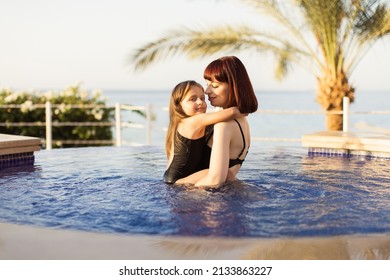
[[205, 79, 230, 108], [180, 86, 207, 116]]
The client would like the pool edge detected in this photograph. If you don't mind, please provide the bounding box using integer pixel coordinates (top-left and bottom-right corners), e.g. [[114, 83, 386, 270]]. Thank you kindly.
[[1, 222, 389, 260], [302, 131, 390, 158]]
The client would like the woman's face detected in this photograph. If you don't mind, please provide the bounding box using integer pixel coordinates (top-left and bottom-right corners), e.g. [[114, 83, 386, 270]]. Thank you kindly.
[[205, 79, 230, 108], [180, 86, 207, 116]]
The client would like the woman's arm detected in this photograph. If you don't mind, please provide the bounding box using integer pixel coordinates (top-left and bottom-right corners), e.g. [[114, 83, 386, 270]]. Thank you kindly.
[[194, 122, 231, 187], [175, 169, 208, 185], [176, 167, 235, 185]]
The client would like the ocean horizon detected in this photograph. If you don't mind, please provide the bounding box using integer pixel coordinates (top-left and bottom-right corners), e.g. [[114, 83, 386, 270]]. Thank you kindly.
[[100, 89, 390, 147]]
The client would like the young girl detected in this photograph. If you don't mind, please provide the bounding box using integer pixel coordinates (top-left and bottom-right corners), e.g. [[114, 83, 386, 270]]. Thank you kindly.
[[163, 80, 243, 184]]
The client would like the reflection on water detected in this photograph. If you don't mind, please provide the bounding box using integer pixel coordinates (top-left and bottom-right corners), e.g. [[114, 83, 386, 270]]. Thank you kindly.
[[166, 181, 263, 237]]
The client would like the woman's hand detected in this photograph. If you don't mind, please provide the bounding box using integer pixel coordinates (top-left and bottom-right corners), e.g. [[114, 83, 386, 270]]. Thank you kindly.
[[226, 169, 236, 182]]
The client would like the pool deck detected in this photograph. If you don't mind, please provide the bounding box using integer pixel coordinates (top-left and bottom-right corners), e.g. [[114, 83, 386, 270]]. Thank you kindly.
[[0, 134, 41, 169], [0, 134, 41, 155], [301, 131, 390, 157], [1, 222, 389, 260]]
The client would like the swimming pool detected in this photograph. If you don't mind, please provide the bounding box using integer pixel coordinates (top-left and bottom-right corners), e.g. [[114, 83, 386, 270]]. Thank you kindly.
[[0, 144, 389, 238]]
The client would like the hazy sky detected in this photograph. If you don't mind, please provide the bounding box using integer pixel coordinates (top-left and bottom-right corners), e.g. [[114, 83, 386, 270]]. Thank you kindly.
[[1, 0, 389, 92]]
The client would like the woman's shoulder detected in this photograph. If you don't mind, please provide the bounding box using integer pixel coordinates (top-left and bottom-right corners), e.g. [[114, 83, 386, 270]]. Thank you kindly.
[[214, 117, 246, 127], [213, 119, 241, 134], [213, 119, 233, 129], [214, 117, 248, 134]]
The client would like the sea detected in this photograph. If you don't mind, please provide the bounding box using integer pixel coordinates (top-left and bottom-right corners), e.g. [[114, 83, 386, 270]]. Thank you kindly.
[[101, 89, 390, 147]]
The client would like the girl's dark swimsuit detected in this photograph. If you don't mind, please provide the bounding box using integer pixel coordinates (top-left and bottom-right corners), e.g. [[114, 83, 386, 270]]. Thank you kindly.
[[163, 132, 209, 184]]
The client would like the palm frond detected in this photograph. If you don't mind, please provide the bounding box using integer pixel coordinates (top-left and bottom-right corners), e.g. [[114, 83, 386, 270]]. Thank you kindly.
[[131, 25, 309, 71], [354, 1, 390, 40], [275, 51, 290, 81], [343, 0, 390, 73], [130, 0, 390, 87], [239, 0, 326, 71], [298, 0, 345, 75]]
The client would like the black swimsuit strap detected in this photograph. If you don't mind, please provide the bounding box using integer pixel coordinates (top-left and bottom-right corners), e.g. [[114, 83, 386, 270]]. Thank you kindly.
[[233, 119, 246, 160]]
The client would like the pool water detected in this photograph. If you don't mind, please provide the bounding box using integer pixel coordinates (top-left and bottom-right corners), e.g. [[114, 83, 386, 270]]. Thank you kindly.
[[0, 145, 389, 238]]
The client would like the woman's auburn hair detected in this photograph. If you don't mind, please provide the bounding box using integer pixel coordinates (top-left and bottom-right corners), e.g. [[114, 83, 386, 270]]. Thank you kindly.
[[165, 80, 204, 158], [203, 56, 258, 114]]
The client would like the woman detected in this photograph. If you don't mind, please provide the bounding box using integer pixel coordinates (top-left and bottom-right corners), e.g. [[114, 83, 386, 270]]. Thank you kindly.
[[177, 56, 258, 187]]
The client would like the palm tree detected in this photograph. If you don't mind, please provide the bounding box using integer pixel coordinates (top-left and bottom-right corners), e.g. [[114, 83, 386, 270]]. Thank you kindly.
[[131, 0, 390, 130]]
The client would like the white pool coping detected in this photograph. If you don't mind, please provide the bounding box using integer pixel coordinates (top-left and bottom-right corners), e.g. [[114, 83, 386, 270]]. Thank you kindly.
[[1, 222, 389, 260], [302, 131, 390, 157], [0, 134, 41, 155]]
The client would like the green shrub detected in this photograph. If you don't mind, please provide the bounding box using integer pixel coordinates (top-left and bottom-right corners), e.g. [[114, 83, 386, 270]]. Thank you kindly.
[[0, 84, 114, 148]]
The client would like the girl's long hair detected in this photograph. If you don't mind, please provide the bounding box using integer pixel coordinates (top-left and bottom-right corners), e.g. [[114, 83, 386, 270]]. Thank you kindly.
[[165, 80, 204, 158], [203, 56, 258, 113]]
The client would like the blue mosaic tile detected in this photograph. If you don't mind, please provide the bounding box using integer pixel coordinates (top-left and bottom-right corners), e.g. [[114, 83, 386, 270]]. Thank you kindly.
[[0, 152, 35, 169], [307, 147, 390, 160]]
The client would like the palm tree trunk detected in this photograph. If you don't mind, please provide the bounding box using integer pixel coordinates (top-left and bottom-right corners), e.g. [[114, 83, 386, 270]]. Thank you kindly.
[[316, 70, 355, 131], [326, 110, 343, 131]]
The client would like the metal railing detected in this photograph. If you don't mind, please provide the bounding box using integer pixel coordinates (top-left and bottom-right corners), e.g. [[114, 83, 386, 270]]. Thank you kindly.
[[1, 97, 390, 149], [0, 102, 153, 149]]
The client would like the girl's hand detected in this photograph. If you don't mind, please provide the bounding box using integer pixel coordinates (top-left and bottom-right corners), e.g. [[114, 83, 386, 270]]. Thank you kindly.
[[232, 107, 248, 118], [232, 107, 241, 117]]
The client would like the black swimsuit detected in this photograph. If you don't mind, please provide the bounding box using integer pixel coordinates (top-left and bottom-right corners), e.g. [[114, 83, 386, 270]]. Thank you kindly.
[[164, 120, 247, 184], [228, 119, 247, 167], [163, 132, 209, 184], [204, 119, 247, 168]]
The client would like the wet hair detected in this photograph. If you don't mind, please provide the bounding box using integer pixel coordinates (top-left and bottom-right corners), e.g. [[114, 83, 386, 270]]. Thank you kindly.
[[203, 56, 258, 113], [165, 80, 204, 158]]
